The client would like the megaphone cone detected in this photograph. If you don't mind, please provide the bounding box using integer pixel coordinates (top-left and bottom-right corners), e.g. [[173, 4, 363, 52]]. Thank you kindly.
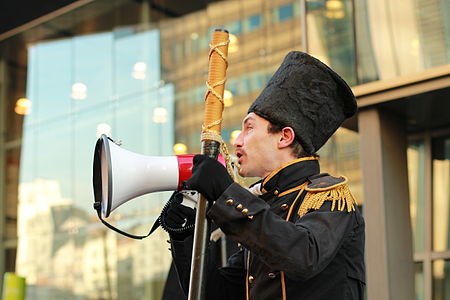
[[93, 134, 224, 218]]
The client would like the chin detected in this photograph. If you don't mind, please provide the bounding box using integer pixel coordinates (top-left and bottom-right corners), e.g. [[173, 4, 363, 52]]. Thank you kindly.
[[238, 167, 249, 178]]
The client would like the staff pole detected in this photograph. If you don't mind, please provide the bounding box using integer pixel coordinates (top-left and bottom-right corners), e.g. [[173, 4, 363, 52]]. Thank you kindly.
[[188, 28, 229, 300]]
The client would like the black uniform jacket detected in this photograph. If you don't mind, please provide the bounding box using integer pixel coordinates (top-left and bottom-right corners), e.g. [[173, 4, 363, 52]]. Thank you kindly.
[[171, 157, 365, 300]]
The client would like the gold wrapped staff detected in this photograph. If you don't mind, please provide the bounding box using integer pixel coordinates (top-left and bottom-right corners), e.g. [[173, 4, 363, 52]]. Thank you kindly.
[[188, 28, 230, 300]]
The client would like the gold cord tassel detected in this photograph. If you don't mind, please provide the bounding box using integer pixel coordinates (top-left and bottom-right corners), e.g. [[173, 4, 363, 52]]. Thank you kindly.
[[298, 179, 357, 217]]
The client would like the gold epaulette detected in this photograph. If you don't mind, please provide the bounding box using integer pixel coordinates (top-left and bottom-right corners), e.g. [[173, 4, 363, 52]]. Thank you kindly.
[[298, 175, 357, 217]]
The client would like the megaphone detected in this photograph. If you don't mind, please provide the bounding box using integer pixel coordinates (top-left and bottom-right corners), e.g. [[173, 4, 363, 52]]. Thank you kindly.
[[93, 134, 225, 218]]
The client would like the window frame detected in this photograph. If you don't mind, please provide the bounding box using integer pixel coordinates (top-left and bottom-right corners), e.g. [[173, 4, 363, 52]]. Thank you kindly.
[[409, 127, 450, 300]]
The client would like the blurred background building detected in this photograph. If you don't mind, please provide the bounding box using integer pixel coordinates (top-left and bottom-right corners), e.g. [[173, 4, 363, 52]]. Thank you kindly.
[[0, 0, 449, 299]]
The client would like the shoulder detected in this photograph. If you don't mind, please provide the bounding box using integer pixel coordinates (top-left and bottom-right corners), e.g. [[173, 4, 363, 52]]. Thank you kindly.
[[298, 173, 357, 217], [306, 173, 347, 191]]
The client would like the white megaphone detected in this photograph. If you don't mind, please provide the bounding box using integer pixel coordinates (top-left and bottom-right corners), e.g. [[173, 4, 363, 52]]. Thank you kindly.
[[93, 134, 225, 218]]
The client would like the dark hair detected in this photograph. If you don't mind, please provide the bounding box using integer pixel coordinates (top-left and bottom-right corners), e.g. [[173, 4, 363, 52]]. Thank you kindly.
[[267, 122, 316, 158]]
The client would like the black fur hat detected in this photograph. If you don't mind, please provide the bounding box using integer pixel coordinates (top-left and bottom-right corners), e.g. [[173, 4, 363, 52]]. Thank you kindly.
[[248, 51, 357, 154]]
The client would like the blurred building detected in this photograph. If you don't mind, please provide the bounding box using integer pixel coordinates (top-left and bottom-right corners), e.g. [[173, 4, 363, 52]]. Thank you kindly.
[[0, 0, 449, 299]]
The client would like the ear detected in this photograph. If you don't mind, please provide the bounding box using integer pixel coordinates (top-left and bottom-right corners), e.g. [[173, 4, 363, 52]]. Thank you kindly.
[[278, 127, 295, 149]]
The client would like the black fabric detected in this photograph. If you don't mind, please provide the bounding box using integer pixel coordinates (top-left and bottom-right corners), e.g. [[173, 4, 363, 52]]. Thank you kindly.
[[261, 158, 320, 193], [248, 51, 357, 154], [170, 159, 365, 300], [162, 262, 188, 300], [184, 155, 234, 202], [170, 234, 247, 299]]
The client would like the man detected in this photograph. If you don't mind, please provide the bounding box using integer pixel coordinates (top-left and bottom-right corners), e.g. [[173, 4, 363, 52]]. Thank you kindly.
[[162, 51, 365, 299]]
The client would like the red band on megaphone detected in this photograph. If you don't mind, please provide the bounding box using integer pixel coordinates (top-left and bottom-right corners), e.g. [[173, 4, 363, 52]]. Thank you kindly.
[[176, 154, 226, 190]]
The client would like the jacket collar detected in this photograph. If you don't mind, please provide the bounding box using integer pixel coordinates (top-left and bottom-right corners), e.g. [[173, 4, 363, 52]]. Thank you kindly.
[[260, 157, 320, 195]]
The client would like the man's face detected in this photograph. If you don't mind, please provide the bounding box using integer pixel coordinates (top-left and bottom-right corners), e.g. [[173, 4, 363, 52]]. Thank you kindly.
[[233, 113, 280, 178]]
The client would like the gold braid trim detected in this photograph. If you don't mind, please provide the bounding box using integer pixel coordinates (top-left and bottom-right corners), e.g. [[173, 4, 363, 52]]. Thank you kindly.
[[200, 131, 235, 181], [200, 38, 235, 180], [298, 177, 357, 217]]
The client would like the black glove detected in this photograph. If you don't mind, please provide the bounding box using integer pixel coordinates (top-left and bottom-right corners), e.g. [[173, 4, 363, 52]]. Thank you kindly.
[[184, 155, 233, 202], [161, 192, 196, 240]]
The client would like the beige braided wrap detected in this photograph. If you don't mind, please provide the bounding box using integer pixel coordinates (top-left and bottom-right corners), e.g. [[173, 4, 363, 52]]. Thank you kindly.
[[201, 30, 235, 179]]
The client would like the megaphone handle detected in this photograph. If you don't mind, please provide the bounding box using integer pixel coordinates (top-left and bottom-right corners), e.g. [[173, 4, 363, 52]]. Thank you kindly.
[[93, 202, 158, 239]]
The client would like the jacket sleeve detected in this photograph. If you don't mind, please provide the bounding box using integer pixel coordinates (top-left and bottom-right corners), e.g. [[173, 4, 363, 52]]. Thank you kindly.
[[170, 234, 247, 299], [207, 182, 355, 281]]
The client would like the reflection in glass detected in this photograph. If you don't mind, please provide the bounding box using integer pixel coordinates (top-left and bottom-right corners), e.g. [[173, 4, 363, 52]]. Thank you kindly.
[[173, 143, 187, 155], [18, 23, 173, 299], [71, 82, 87, 100], [433, 260, 450, 300], [14, 98, 32, 115], [153, 107, 168, 123], [132, 62, 147, 80], [408, 141, 426, 253], [433, 135, 450, 252], [223, 90, 234, 107], [115, 29, 160, 99], [96, 123, 112, 138], [228, 33, 239, 53], [355, 0, 450, 82], [307, 0, 356, 85]]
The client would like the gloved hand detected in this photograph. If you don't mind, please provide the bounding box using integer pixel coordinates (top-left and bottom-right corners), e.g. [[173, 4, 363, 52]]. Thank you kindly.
[[161, 192, 196, 240], [184, 155, 233, 202]]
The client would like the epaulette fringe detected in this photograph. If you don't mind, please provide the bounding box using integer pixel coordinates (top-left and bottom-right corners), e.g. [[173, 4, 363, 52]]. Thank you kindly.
[[298, 177, 357, 217]]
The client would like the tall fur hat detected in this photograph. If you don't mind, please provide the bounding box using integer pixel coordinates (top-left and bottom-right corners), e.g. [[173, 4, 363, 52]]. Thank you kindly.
[[248, 51, 357, 154]]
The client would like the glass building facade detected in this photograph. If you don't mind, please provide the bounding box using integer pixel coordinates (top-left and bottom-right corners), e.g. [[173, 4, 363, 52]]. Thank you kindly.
[[0, 0, 449, 299]]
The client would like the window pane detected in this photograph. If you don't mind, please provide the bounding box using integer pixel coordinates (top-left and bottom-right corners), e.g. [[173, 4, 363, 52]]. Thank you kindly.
[[307, 0, 356, 86], [433, 259, 450, 300], [227, 20, 242, 35], [17, 23, 173, 300], [433, 135, 450, 252], [247, 14, 262, 31], [355, 0, 450, 83], [279, 4, 294, 22], [415, 262, 425, 300], [408, 141, 426, 253]]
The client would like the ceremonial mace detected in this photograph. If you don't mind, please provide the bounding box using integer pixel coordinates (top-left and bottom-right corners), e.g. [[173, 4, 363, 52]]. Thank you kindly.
[[188, 28, 230, 300]]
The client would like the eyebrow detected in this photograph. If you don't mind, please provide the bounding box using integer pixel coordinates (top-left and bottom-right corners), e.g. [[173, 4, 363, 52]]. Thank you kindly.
[[243, 116, 255, 125]]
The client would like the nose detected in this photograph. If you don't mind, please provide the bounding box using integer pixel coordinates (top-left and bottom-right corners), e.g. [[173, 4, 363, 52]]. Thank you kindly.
[[233, 131, 243, 148]]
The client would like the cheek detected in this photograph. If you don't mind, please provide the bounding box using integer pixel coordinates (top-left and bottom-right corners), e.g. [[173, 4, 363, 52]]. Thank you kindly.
[[244, 134, 258, 152]]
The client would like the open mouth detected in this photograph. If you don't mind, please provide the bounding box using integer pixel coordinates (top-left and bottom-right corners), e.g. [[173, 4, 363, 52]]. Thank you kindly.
[[236, 151, 243, 160], [236, 152, 244, 165]]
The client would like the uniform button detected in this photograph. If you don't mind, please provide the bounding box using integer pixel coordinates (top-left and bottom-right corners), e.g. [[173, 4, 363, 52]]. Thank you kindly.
[[236, 204, 243, 211], [242, 208, 249, 215], [248, 275, 254, 283], [273, 190, 279, 196], [280, 204, 289, 210], [226, 199, 234, 206], [268, 272, 276, 279]]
